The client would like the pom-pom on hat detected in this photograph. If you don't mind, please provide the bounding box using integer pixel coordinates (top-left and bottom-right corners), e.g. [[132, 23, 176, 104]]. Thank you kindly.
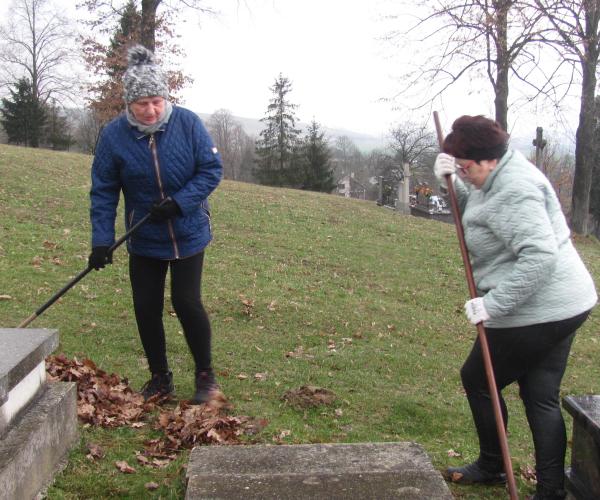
[[123, 44, 168, 103]]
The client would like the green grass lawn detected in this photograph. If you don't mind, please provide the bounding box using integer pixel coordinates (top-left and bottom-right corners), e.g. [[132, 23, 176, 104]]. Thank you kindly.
[[1, 143, 599, 499]]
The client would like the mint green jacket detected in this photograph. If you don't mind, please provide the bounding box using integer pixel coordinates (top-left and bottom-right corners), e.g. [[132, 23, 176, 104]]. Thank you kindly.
[[454, 149, 597, 328]]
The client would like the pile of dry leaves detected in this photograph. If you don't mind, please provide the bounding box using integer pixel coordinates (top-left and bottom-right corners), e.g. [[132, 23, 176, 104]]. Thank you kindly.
[[46, 354, 266, 471]]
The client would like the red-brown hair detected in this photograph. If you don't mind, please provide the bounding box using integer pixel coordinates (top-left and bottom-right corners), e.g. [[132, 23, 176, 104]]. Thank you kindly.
[[442, 115, 509, 161]]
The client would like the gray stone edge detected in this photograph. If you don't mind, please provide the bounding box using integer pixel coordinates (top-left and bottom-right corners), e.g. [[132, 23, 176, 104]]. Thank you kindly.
[[185, 442, 452, 499], [563, 395, 600, 445], [0, 329, 59, 404], [0, 381, 78, 500]]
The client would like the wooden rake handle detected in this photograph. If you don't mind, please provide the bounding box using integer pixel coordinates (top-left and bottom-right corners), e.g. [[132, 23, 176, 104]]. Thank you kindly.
[[433, 111, 518, 500]]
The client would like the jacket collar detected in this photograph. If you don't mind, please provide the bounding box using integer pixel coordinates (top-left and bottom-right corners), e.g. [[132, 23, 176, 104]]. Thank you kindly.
[[481, 149, 514, 193]]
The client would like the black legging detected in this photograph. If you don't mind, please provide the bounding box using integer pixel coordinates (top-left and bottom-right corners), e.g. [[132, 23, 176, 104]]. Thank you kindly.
[[460, 310, 589, 494], [129, 251, 212, 374]]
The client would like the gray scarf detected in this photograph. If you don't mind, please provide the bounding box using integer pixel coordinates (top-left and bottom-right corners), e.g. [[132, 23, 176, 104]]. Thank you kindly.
[[126, 100, 173, 135]]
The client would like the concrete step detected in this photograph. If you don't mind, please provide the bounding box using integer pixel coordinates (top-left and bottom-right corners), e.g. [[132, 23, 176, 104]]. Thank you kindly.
[[186, 441, 452, 499], [0, 381, 78, 500], [0, 328, 58, 435]]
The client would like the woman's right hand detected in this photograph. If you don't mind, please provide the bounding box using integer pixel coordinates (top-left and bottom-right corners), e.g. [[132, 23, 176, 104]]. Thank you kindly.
[[434, 153, 456, 182]]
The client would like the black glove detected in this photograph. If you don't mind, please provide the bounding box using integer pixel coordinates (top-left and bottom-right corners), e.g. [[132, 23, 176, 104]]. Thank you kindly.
[[88, 246, 113, 270], [149, 198, 181, 222]]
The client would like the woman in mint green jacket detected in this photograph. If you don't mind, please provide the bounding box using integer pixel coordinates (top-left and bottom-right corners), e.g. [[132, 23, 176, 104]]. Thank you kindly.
[[433, 115, 597, 500]]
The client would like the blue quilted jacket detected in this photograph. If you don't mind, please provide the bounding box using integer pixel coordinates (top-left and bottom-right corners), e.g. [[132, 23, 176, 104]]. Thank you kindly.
[[90, 106, 223, 259]]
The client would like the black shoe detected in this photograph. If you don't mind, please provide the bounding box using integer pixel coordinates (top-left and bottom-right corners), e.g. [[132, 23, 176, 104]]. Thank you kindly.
[[140, 371, 174, 401], [191, 369, 219, 404], [445, 462, 507, 484]]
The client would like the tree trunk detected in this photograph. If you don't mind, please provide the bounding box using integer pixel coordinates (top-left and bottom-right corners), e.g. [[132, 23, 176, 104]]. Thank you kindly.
[[494, 1, 510, 131], [571, 59, 597, 234], [141, 0, 160, 51]]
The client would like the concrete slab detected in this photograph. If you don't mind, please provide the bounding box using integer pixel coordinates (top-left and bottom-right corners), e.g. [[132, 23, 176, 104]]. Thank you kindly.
[[0, 329, 58, 404], [186, 442, 452, 499], [564, 395, 600, 500], [0, 382, 78, 500], [0, 361, 46, 437]]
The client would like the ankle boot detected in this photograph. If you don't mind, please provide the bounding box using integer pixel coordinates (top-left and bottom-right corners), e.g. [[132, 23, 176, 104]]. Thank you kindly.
[[445, 461, 507, 484], [191, 369, 219, 404], [140, 371, 174, 401]]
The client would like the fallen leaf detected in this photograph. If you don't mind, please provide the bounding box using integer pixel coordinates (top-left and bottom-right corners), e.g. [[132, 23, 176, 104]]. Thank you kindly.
[[450, 471, 464, 482], [152, 458, 171, 468], [254, 372, 267, 381], [237, 373, 248, 380], [115, 460, 136, 474], [145, 482, 159, 491], [86, 443, 104, 460], [519, 464, 537, 483], [447, 449, 461, 458], [135, 453, 151, 466], [0, 295, 12, 300]]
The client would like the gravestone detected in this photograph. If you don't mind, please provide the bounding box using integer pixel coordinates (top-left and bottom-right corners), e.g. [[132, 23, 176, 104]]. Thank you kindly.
[[0, 328, 78, 500], [186, 441, 452, 499], [563, 395, 600, 500]]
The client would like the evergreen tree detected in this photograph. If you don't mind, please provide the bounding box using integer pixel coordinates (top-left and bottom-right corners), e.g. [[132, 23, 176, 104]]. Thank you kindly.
[[0, 78, 46, 147], [254, 74, 302, 187], [300, 120, 335, 192]]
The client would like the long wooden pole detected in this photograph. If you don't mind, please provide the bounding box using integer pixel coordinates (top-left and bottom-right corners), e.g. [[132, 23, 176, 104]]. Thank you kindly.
[[433, 111, 518, 500]]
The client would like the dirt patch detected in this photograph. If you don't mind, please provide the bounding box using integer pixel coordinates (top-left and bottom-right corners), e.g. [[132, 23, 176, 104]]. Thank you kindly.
[[281, 385, 336, 409]]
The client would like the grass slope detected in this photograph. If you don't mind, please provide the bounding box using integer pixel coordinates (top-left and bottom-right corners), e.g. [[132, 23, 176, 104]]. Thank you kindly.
[[1, 143, 599, 499]]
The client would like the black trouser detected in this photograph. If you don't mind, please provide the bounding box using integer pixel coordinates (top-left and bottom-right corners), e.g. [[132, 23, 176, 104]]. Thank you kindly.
[[460, 310, 590, 494], [129, 251, 212, 374]]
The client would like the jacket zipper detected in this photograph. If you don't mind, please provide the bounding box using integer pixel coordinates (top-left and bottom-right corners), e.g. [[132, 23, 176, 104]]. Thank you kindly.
[[201, 202, 212, 236], [149, 134, 179, 259], [128, 209, 135, 245]]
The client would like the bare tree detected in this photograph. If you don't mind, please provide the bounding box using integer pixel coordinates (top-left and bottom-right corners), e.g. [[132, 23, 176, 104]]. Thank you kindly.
[[206, 108, 254, 181], [385, 1, 551, 130], [207, 108, 237, 179], [533, 0, 600, 234], [528, 138, 574, 211], [333, 135, 363, 179], [0, 0, 81, 105], [230, 122, 254, 181], [71, 107, 103, 153], [388, 120, 438, 170]]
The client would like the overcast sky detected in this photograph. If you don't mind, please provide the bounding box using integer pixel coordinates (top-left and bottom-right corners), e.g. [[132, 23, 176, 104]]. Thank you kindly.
[[2, 0, 581, 143]]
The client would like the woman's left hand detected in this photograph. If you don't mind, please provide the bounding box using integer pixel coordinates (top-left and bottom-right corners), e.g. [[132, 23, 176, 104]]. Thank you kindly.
[[464, 297, 490, 324]]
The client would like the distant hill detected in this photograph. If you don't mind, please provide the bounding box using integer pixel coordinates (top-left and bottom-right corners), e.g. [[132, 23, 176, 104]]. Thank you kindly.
[[196, 112, 387, 153]]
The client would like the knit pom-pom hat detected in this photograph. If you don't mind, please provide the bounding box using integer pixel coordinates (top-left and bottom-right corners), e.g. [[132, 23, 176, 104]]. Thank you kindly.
[[122, 44, 168, 103]]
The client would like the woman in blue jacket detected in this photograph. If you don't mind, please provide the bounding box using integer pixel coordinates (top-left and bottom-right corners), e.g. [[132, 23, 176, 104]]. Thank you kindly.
[[89, 45, 223, 404], [433, 115, 596, 500]]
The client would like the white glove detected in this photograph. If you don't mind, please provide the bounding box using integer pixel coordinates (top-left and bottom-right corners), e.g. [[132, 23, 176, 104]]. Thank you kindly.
[[433, 153, 456, 183], [464, 297, 490, 325]]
